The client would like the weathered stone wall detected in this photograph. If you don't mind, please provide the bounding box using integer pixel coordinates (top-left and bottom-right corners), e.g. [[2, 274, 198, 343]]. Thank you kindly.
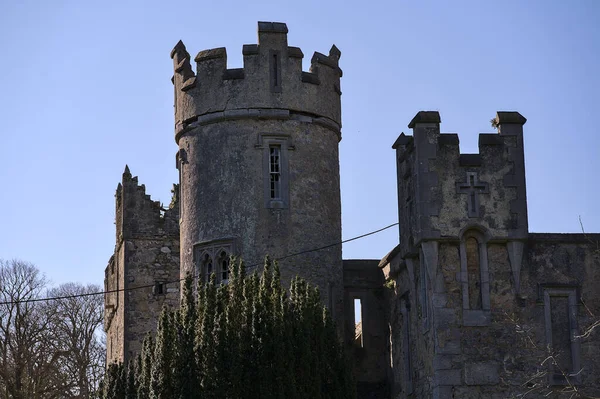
[[383, 235, 600, 399], [383, 110, 600, 398], [104, 168, 180, 364], [173, 22, 344, 323]]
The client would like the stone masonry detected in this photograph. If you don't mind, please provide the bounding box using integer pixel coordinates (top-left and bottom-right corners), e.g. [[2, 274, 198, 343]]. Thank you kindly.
[[104, 22, 600, 398], [380, 111, 600, 398]]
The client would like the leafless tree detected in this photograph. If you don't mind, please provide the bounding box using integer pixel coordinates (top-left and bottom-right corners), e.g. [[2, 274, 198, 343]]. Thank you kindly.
[[0, 259, 67, 398], [0, 259, 105, 399], [47, 283, 105, 398]]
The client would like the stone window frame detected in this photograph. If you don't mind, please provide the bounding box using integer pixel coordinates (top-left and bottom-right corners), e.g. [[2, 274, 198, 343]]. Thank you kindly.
[[255, 133, 294, 209], [193, 238, 236, 284], [459, 226, 491, 326], [539, 284, 582, 386]]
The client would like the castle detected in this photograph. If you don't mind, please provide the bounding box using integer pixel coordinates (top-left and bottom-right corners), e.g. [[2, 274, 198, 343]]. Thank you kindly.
[[104, 22, 600, 398]]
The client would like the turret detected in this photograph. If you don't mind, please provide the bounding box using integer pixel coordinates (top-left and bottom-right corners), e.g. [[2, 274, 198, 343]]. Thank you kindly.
[[173, 22, 344, 322]]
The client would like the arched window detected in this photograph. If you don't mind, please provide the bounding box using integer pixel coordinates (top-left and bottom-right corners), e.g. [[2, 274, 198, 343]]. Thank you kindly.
[[194, 239, 235, 286], [218, 250, 230, 283], [202, 253, 213, 283], [459, 227, 491, 325]]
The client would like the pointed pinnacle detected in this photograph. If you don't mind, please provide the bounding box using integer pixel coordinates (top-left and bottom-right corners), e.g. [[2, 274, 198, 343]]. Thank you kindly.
[[329, 44, 341, 61], [123, 164, 131, 178], [170, 40, 187, 59]]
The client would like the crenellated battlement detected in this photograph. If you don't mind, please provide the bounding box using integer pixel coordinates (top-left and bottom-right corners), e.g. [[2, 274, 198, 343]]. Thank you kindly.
[[393, 111, 529, 256], [115, 166, 179, 242], [171, 21, 342, 142]]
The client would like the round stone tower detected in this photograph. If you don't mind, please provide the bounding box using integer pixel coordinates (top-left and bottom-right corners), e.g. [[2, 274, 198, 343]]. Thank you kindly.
[[171, 22, 343, 319]]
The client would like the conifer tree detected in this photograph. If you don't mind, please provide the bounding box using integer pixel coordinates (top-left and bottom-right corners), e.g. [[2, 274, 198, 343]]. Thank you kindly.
[[103, 362, 125, 399], [136, 335, 153, 398], [226, 258, 246, 398], [193, 278, 207, 397], [104, 257, 357, 399], [240, 271, 260, 398], [198, 274, 218, 398], [178, 275, 198, 399], [124, 358, 137, 399], [150, 308, 176, 399], [211, 285, 230, 399]]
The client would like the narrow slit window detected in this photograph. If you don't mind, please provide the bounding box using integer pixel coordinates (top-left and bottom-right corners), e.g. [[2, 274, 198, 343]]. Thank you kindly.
[[272, 53, 279, 87], [269, 146, 281, 200], [354, 298, 363, 348], [270, 51, 281, 91]]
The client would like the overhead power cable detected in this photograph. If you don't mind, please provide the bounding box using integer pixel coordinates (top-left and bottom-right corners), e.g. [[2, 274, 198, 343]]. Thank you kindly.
[[0, 222, 398, 306]]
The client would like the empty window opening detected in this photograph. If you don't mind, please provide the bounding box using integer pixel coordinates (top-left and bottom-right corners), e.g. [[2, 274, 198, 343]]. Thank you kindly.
[[354, 298, 363, 348], [269, 146, 281, 199], [466, 237, 482, 309], [154, 282, 165, 296]]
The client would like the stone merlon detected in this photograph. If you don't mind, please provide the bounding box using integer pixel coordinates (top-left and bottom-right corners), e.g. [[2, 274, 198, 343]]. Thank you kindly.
[[171, 22, 342, 139], [408, 110, 441, 128]]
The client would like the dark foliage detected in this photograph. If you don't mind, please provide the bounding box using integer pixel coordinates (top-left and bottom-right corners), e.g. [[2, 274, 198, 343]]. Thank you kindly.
[[103, 257, 355, 399]]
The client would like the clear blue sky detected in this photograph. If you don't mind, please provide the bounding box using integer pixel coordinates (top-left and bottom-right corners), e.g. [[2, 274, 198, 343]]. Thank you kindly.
[[1, 0, 598, 288]]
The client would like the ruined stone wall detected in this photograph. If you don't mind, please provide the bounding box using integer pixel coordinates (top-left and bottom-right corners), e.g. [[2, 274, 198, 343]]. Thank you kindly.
[[104, 251, 125, 362], [104, 168, 180, 364], [343, 260, 389, 398]]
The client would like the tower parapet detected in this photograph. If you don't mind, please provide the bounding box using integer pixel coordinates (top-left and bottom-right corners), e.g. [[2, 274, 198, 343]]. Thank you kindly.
[[394, 111, 529, 257], [171, 21, 342, 142]]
